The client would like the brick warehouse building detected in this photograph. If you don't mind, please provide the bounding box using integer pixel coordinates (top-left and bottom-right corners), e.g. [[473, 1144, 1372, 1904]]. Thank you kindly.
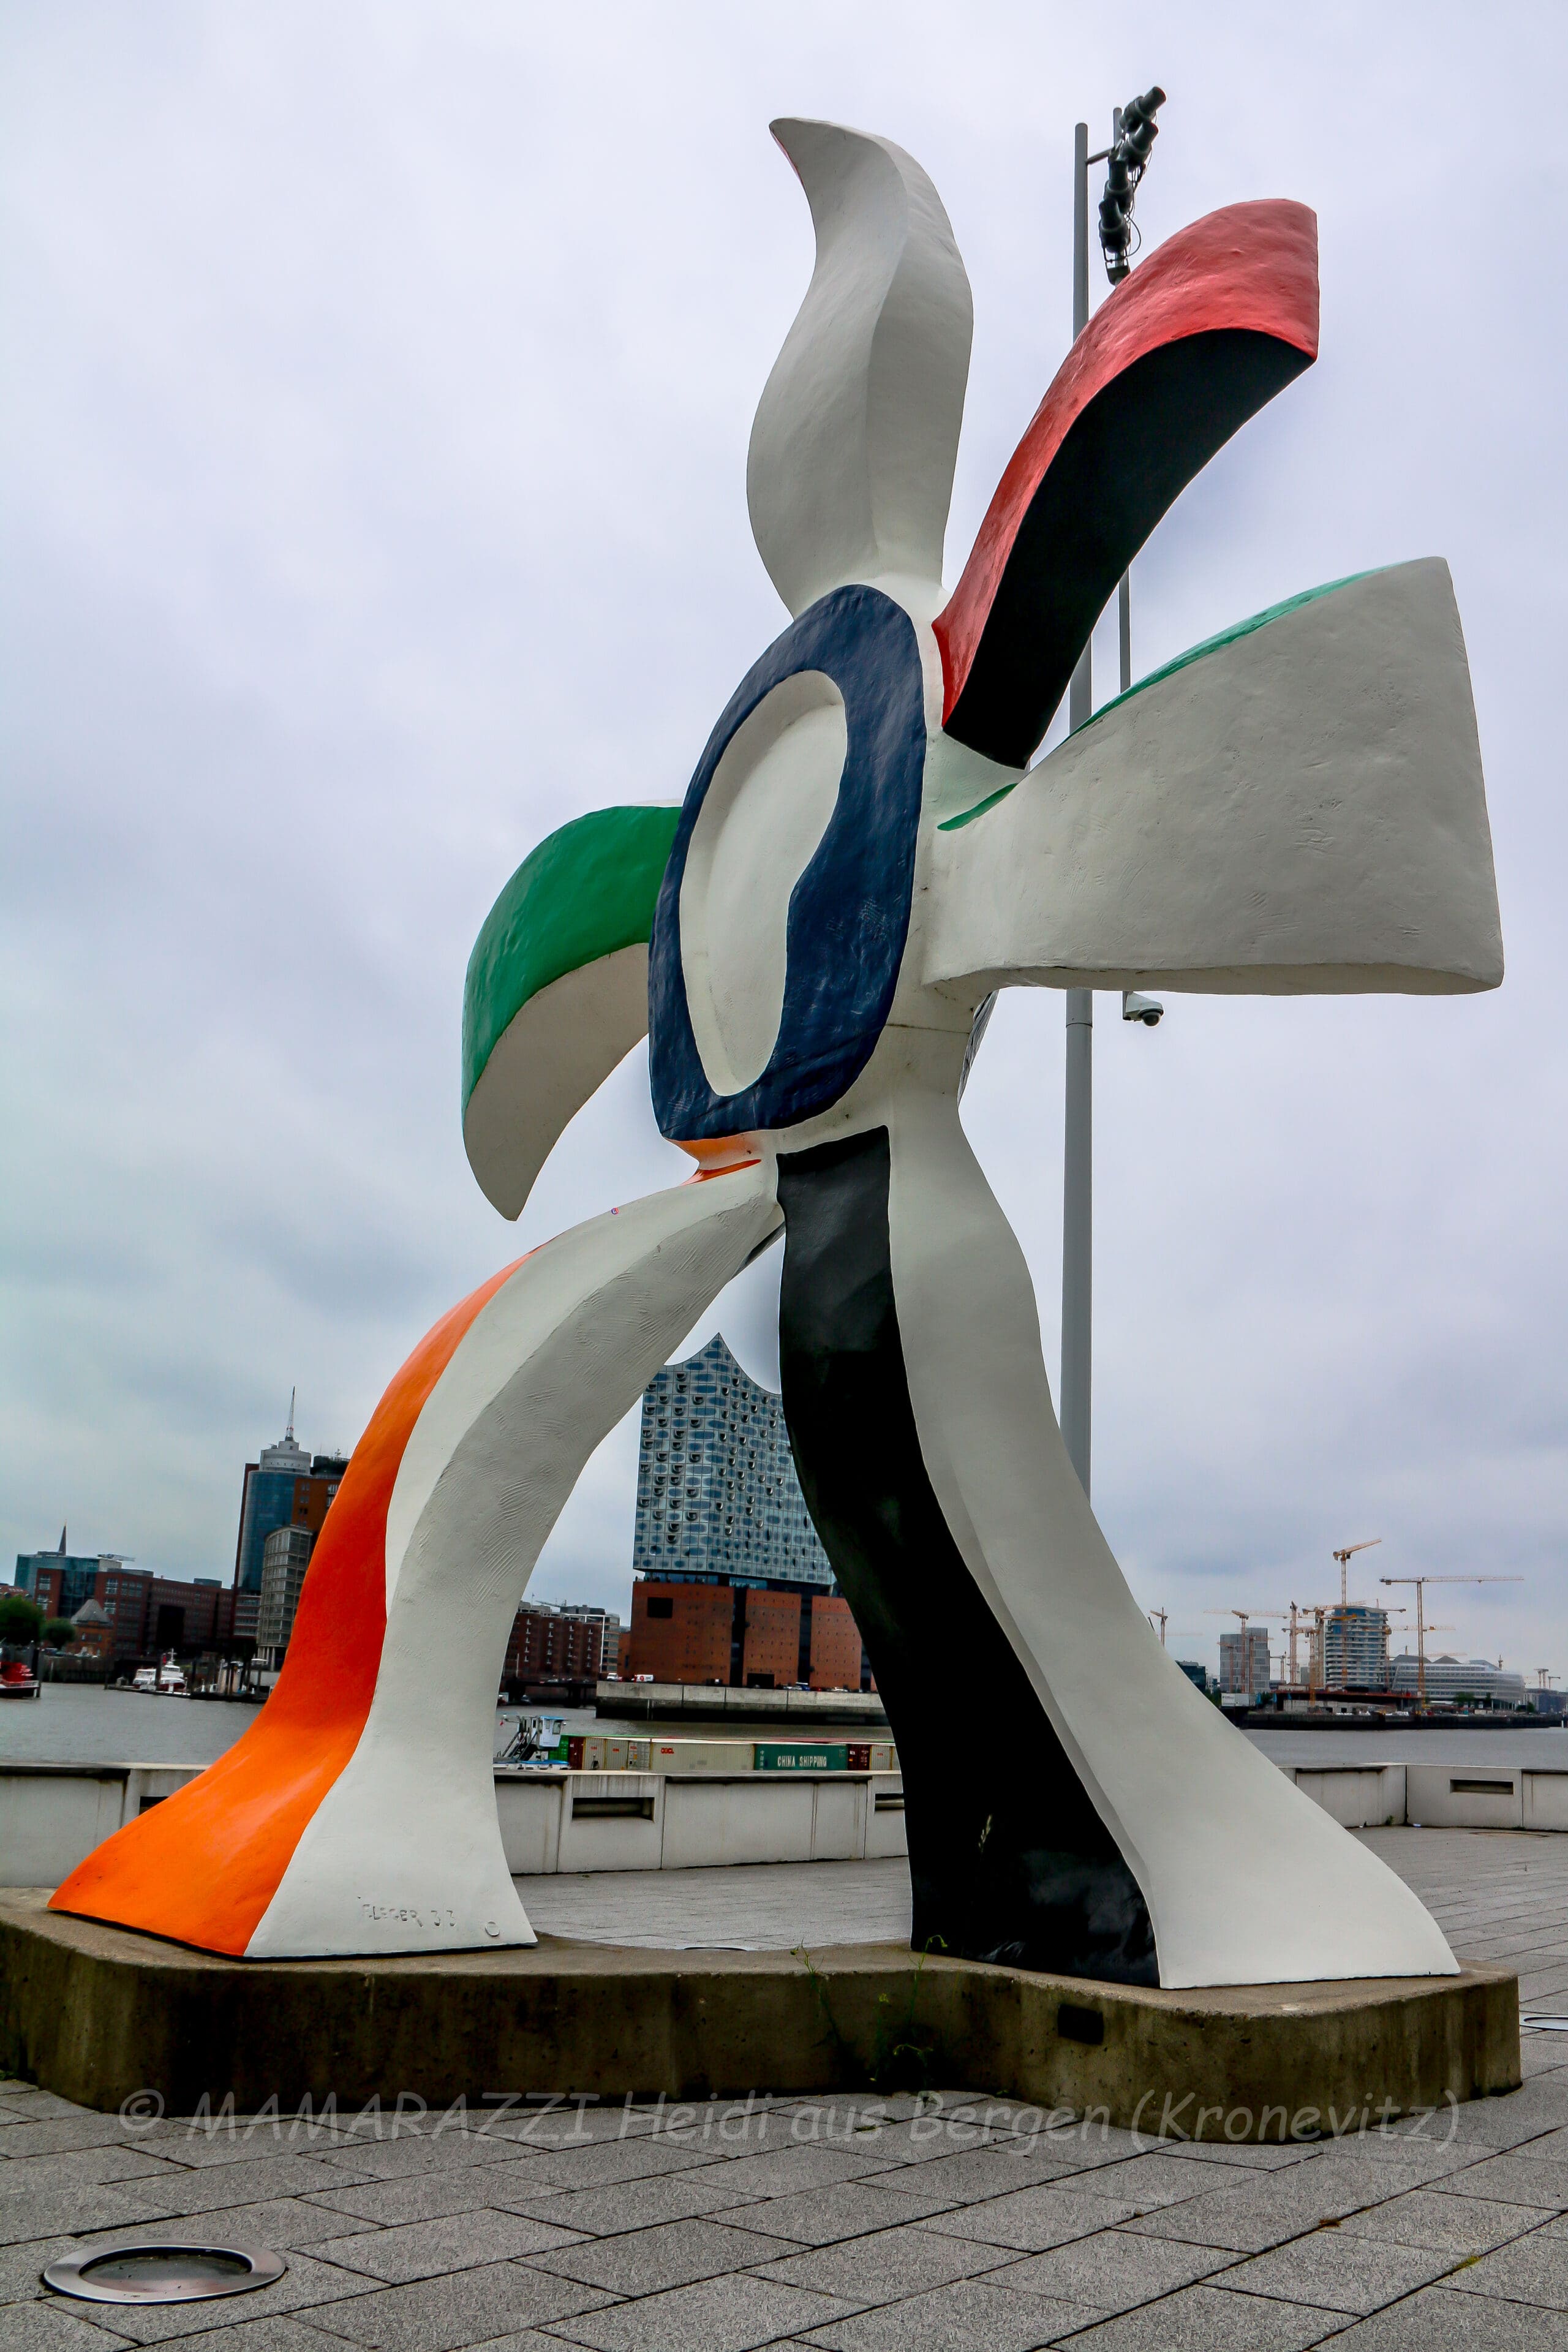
[[628, 1576, 866, 1691], [34, 1561, 242, 1668]]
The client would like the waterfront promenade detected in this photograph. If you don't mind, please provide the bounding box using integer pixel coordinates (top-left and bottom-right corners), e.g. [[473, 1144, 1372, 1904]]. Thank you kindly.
[[4, 1828, 1568, 2348]]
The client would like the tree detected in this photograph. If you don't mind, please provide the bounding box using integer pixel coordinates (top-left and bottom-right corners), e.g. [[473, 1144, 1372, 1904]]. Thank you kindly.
[[0, 1594, 43, 1646], [42, 1618, 78, 1648]]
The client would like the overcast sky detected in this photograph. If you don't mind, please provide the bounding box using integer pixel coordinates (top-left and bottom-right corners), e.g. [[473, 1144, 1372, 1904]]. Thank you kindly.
[[3, 2, 1564, 1681]]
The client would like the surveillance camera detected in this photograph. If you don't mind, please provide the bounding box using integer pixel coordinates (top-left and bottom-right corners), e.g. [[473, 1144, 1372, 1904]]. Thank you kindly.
[[1122, 990, 1164, 1027]]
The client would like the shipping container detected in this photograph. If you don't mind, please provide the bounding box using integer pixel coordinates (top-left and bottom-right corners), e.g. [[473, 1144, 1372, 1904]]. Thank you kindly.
[[648, 1739, 754, 1774], [753, 1741, 850, 1773], [568, 1735, 650, 1772]]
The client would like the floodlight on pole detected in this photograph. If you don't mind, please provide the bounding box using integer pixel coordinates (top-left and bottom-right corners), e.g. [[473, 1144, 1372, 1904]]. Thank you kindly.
[[1098, 88, 1166, 283]]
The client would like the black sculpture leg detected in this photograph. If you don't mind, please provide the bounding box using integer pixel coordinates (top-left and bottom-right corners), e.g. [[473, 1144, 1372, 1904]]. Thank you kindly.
[[776, 1126, 1157, 1985]]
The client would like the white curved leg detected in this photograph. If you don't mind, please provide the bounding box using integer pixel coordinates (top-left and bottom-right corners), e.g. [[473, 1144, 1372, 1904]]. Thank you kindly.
[[883, 1066, 1454, 1986], [247, 1163, 779, 1958]]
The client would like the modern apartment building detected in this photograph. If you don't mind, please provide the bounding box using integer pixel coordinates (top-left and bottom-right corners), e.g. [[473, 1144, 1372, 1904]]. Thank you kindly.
[[1312, 1604, 1391, 1688], [1218, 1625, 1273, 1697], [257, 1525, 314, 1664]]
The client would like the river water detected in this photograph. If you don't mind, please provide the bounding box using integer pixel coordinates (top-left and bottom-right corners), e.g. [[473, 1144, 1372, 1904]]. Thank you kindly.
[[2, 1683, 1562, 1773]]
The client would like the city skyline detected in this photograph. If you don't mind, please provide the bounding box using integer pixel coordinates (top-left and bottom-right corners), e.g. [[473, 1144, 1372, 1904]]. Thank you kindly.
[[11, 1419, 1544, 1683]]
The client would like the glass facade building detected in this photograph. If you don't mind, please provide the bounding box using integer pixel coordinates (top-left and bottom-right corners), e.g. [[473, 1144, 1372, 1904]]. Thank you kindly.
[[1316, 1604, 1391, 1687], [631, 1335, 834, 1588], [235, 1430, 311, 1595], [257, 1525, 314, 1662], [1390, 1653, 1527, 1708], [235, 1431, 347, 1595]]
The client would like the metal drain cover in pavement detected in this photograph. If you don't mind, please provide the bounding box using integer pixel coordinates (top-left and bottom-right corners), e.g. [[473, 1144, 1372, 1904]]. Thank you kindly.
[[43, 2244, 287, 2304]]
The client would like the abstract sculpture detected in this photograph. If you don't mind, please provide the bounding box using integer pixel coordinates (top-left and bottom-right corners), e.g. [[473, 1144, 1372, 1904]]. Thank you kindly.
[[55, 121, 1501, 1986]]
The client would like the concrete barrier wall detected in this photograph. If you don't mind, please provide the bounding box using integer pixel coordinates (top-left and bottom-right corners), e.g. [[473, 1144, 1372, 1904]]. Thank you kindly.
[[497, 1772, 908, 1875], [1291, 1763, 1568, 1831], [0, 1764, 909, 1889], [1291, 1766, 1407, 1828], [1525, 1775, 1568, 1831], [1407, 1765, 1523, 1830], [1, 1765, 203, 1888], [13, 1757, 1568, 1893], [1, 1770, 131, 1888]]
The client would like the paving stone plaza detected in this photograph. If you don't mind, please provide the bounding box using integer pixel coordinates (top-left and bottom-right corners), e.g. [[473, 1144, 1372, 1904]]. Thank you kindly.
[[5, 1828, 1568, 2351]]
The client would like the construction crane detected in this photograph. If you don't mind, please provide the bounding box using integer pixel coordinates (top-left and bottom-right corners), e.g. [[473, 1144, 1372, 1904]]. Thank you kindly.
[[1284, 1599, 1368, 1695], [1378, 1574, 1524, 1706], [1297, 1602, 1341, 1699], [1332, 1537, 1382, 1607]]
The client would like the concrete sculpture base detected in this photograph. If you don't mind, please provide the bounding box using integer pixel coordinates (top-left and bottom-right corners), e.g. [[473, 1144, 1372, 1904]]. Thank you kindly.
[[0, 1891, 1518, 2137]]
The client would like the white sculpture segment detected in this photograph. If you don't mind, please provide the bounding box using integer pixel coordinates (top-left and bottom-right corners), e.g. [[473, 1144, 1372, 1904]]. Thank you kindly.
[[925, 559, 1503, 998], [748, 118, 974, 617], [680, 671, 848, 1093]]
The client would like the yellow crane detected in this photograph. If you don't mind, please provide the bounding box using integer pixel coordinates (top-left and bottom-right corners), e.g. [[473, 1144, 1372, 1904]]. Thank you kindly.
[[1332, 1537, 1382, 1607], [1283, 1599, 1362, 1694]]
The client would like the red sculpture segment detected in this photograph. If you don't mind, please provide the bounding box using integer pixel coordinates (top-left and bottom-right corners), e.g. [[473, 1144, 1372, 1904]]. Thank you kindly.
[[935, 199, 1320, 769]]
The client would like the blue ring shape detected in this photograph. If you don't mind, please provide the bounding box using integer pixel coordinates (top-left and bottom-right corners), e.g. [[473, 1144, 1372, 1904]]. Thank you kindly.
[[649, 584, 926, 1140]]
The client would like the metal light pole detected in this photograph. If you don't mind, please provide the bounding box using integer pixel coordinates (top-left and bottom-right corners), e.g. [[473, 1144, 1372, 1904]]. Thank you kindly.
[[1060, 92, 1163, 1496], [1060, 119, 1095, 1494]]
